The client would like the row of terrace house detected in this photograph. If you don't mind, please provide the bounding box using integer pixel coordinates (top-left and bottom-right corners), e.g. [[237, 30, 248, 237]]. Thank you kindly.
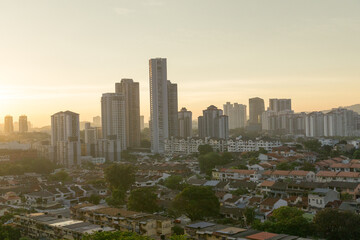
[[70, 204, 172, 238]]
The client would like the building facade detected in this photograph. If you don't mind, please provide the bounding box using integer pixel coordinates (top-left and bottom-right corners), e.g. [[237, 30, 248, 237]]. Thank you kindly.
[[115, 79, 141, 148], [19, 115, 28, 133], [248, 97, 265, 130], [4, 115, 14, 134], [149, 58, 171, 153], [101, 93, 126, 153], [178, 107, 192, 138], [198, 105, 229, 139], [223, 102, 247, 129], [51, 111, 81, 167]]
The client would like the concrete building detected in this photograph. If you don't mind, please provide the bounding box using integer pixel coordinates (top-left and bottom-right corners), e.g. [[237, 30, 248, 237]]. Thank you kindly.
[[223, 102, 247, 129], [149, 58, 169, 153], [4, 115, 14, 134], [178, 107, 192, 138], [324, 108, 359, 137], [15, 213, 114, 240], [92, 116, 101, 127], [18, 115, 28, 133], [248, 97, 265, 131], [101, 93, 126, 153], [269, 99, 292, 112], [84, 122, 101, 157], [308, 188, 340, 209], [115, 79, 141, 148], [198, 105, 229, 139], [167, 80, 179, 138], [305, 112, 325, 137], [51, 111, 81, 167], [140, 115, 145, 131]]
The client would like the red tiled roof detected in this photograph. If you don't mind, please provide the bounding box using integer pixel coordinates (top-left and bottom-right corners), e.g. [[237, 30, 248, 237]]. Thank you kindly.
[[246, 232, 278, 240], [330, 163, 351, 168], [272, 170, 291, 176], [336, 172, 360, 178], [260, 181, 275, 187], [316, 171, 337, 177], [290, 170, 310, 176], [260, 198, 281, 207]]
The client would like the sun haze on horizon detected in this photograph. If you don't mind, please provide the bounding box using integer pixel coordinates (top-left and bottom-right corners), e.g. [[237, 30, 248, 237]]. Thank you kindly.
[[1, 0, 360, 127]]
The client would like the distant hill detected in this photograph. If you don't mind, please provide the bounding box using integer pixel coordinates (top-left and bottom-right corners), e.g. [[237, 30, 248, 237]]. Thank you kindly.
[[322, 104, 360, 114], [345, 104, 360, 113]]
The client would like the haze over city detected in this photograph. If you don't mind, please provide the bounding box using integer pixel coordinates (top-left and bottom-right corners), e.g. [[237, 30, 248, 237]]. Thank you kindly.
[[1, 0, 360, 127]]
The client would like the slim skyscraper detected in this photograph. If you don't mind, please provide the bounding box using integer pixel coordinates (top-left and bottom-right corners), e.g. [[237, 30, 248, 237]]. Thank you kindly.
[[4, 115, 14, 134], [249, 97, 265, 130], [178, 107, 192, 138], [101, 93, 126, 152], [149, 58, 169, 153], [167, 80, 178, 138], [115, 79, 141, 148], [51, 111, 81, 167], [19, 115, 28, 133]]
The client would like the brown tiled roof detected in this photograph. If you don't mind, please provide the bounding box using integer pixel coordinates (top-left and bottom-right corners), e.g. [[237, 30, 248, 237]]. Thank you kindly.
[[290, 170, 310, 176], [246, 231, 278, 240], [272, 170, 290, 176], [330, 163, 351, 168], [316, 171, 337, 177], [260, 181, 275, 187], [260, 198, 281, 207], [336, 172, 360, 178]]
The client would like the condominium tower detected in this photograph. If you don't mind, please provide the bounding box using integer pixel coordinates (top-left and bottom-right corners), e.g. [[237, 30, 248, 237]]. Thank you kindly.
[[115, 79, 141, 148], [19, 115, 28, 133], [51, 111, 81, 167], [223, 102, 247, 129], [4, 115, 14, 134], [178, 107, 192, 138], [149, 58, 178, 153]]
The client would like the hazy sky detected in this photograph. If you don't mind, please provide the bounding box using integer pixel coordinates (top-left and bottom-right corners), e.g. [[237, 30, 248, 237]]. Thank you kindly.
[[1, 0, 360, 127]]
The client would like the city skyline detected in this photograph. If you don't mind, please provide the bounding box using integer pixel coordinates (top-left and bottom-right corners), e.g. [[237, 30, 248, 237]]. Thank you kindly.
[[1, 0, 360, 127]]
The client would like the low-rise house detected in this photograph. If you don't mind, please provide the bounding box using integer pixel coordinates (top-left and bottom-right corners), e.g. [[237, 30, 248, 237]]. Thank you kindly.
[[24, 190, 56, 206], [0, 192, 21, 205], [308, 188, 340, 209], [71, 204, 172, 238], [259, 198, 287, 214], [213, 168, 256, 181], [259, 181, 275, 194], [14, 213, 113, 240]]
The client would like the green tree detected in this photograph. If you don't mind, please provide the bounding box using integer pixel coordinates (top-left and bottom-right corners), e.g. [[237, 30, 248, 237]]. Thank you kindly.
[[106, 188, 126, 207], [253, 206, 312, 237], [128, 188, 159, 213], [244, 207, 256, 227], [353, 150, 360, 159], [0, 225, 21, 240], [164, 175, 185, 190], [313, 208, 360, 240], [121, 150, 137, 162], [198, 152, 232, 175], [172, 225, 185, 235], [303, 139, 321, 152], [172, 186, 220, 221], [198, 144, 213, 155], [88, 194, 101, 205], [300, 162, 316, 172], [50, 170, 71, 182], [104, 164, 136, 191]]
